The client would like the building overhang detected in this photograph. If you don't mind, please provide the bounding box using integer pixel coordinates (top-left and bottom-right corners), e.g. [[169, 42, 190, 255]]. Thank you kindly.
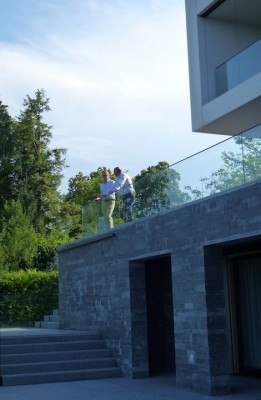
[[196, 74, 261, 135], [185, 0, 261, 135]]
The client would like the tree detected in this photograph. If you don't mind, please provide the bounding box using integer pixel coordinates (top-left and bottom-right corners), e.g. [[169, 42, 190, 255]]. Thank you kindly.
[[12, 89, 67, 233], [0, 200, 38, 271], [240, 135, 261, 182], [0, 90, 69, 271], [65, 167, 115, 236], [66, 167, 114, 205], [185, 134, 261, 199], [0, 101, 16, 211], [65, 172, 91, 205], [133, 161, 189, 218]]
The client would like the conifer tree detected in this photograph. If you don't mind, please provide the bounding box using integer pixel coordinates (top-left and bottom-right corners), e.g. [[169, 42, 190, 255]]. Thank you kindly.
[[2, 89, 67, 233], [0, 101, 16, 211], [0, 90, 69, 270]]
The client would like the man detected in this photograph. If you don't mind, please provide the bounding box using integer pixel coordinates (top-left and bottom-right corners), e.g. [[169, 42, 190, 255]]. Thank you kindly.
[[97, 170, 115, 229], [109, 167, 135, 222]]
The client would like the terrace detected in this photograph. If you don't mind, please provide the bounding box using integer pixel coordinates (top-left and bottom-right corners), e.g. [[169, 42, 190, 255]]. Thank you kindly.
[[82, 124, 261, 237]]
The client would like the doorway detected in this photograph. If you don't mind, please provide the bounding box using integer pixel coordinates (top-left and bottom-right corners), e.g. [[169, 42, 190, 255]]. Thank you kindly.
[[145, 256, 175, 374], [228, 252, 261, 377]]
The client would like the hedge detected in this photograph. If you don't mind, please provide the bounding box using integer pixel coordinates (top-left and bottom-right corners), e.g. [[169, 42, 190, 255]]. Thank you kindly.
[[0, 269, 58, 327]]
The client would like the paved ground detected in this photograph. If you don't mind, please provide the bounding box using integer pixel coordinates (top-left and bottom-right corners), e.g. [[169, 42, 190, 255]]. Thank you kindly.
[[1, 328, 261, 400], [0, 374, 261, 400]]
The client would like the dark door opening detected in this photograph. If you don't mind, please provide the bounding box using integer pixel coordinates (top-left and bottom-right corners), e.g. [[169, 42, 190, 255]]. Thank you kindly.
[[228, 253, 261, 377], [145, 256, 175, 375]]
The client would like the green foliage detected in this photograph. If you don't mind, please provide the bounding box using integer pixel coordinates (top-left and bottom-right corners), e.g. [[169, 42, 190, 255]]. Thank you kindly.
[[56, 200, 82, 239], [0, 90, 73, 271], [66, 167, 115, 236], [185, 135, 261, 199], [133, 161, 189, 217], [239, 136, 261, 181], [0, 200, 38, 271], [0, 270, 58, 327], [0, 200, 69, 272], [66, 167, 113, 205], [80, 163, 191, 232], [65, 172, 91, 205], [13, 89, 67, 233], [0, 101, 16, 210], [0, 89, 67, 236], [33, 228, 70, 271]]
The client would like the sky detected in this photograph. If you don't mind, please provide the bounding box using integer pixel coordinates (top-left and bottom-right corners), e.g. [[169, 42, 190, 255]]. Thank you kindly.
[[0, 0, 224, 193]]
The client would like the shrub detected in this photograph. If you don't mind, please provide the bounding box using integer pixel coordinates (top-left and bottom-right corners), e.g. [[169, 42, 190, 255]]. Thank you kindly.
[[0, 269, 58, 327]]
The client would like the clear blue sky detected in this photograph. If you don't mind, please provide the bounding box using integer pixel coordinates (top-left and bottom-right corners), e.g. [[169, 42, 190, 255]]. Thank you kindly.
[[0, 0, 223, 192]]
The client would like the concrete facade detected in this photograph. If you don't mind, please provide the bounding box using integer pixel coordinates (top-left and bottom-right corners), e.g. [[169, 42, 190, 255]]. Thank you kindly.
[[58, 179, 261, 396], [185, 0, 261, 134]]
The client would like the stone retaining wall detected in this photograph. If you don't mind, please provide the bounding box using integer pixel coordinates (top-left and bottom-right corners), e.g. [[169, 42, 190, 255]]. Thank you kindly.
[[58, 179, 261, 395]]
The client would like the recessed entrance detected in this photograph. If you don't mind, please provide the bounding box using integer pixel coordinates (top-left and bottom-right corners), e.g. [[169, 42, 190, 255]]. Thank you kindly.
[[129, 255, 175, 377], [145, 256, 175, 374], [228, 252, 261, 377]]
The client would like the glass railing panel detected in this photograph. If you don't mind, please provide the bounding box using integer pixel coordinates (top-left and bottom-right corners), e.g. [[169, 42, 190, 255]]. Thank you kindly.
[[216, 39, 261, 96], [82, 125, 261, 236], [133, 168, 178, 218], [241, 125, 261, 184], [82, 199, 123, 236], [175, 135, 243, 201]]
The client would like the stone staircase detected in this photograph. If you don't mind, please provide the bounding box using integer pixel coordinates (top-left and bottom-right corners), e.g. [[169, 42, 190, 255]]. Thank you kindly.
[[34, 309, 59, 329], [0, 330, 122, 386]]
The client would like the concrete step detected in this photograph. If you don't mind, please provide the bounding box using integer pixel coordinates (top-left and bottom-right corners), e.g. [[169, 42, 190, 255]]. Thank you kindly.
[[0, 331, 101, 345], [0, 330, 122, 386], [1, 339, 107, 355], [0, 348, 111, 364], [44, 314, 59, 322], [1, 367, 122, 386], [35, 309, 59, 329], [1, 358, 118, 374], [35, 321, 59, 329]]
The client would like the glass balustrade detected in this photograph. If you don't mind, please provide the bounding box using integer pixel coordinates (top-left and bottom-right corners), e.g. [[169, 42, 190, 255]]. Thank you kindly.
[[216, 39, 261, 97], [82, 125, 261, 236]]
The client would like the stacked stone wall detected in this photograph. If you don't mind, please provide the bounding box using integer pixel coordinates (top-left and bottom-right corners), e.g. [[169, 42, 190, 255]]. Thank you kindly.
[[58, 179, 261, 395]]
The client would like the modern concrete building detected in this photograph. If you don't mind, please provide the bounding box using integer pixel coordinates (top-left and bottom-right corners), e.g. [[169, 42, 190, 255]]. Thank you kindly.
[[58, 0, 261, 396], [185, 0, 261, 135]]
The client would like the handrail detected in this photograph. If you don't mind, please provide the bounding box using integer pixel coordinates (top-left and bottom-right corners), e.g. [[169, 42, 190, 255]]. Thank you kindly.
[[82, 125, 261, 236], [216, 39, 261, 96]]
